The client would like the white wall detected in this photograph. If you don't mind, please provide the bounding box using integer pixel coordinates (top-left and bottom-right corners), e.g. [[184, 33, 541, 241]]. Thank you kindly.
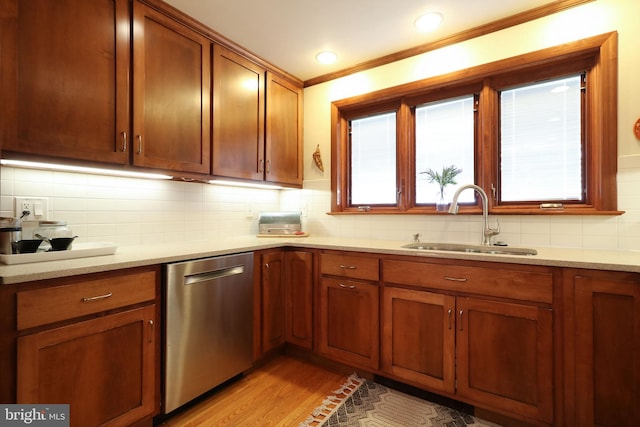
[[291, 0, 640, 251]]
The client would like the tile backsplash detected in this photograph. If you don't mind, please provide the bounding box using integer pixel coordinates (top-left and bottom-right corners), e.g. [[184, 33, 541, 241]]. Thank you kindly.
[[0, 166, 280, 246], [2, 164, 640, 251]]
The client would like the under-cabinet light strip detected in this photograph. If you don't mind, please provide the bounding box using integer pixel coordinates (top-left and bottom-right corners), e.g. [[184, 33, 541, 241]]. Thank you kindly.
[[207, 179, 286, 190], [0, 159, 173, 180]]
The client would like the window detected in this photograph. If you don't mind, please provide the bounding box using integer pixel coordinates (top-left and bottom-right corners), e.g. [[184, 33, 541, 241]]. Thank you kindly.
[[331, 32, 618, 215], [499, 74, 584, 203], [350, 111, 397, 206], [415, 95, 476, 205]]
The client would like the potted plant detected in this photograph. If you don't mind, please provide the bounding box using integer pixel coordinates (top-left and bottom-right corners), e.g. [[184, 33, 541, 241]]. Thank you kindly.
[[420, 165, 462, 211]]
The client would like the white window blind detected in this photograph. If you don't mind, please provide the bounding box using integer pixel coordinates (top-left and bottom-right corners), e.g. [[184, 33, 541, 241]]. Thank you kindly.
[[415, 96, 476, 204], [500, 75, 583, 202], [350, 112, 397, 205]]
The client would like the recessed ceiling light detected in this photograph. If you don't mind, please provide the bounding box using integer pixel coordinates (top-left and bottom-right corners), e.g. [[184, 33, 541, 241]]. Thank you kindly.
[[316, 51, 337, 65], [414, 12, 443, 32]]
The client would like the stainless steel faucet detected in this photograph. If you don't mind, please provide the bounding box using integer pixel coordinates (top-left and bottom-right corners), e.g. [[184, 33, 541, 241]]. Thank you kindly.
[[448, 184, 500, 246]]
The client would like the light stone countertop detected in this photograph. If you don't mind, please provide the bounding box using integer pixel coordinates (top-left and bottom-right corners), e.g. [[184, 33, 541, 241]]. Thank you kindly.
[[1, 235, 640, 285]]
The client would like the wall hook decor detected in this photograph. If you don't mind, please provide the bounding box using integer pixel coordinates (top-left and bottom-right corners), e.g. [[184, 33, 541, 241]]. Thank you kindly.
[[313, 144, 324, 172]]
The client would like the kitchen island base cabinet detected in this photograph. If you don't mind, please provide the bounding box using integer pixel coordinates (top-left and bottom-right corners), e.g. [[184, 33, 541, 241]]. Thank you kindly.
[[18, 306, 156, 427], [567, 269, 640, 427]]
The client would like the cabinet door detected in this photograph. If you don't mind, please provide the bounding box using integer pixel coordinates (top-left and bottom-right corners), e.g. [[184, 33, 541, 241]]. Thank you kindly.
[[574, 273, 640, 427], [132, 2, 211, 174], [265, 72, 303, 187], [261, 251, 286, 353], [381, 287, 455, 393], [457, 297, 553, 424], [285, 250, 314, 349], [17, 305, 156, 427], [212, 44, 265, 181], [318, 277, 379, 370], [0, 0, 130, 164]]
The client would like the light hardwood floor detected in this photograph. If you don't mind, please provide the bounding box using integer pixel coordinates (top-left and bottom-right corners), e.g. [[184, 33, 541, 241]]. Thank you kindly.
[[157, 354, 350, 426]]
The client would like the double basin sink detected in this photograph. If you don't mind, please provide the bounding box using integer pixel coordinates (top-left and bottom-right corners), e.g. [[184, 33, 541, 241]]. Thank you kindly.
[[402, 242, 537, 256]]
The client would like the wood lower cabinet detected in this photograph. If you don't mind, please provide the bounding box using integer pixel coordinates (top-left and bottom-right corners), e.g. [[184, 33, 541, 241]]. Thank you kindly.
[[132, 1, 211, 174], [318, 277, 379, 370], [382, 287, 456, 392], [456, 297, 553, 424], [18, 306, 156, 427], [382, 257, 554, 425], [10, 266, 160, 427], [565, 269, 640, 427], [318, 251, 381, 370], [0, 0, 130, 164], [260, 250, 287, 354], [259, 249, 315, 354], [285, 250, 314, 349]]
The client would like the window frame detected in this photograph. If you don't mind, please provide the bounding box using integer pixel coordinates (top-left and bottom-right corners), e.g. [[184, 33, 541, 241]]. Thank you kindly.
[[330, 32, 619, 215]]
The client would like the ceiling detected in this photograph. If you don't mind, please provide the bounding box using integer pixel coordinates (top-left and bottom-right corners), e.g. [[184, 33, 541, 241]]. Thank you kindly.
[[164, 0, 560, 82]]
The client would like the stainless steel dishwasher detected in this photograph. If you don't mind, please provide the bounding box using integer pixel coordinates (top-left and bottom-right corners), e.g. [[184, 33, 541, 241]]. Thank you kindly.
[[164, 252, 253, 413]]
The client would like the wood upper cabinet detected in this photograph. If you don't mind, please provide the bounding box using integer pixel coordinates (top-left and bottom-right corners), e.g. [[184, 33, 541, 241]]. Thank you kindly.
[[212, 52, 303, 187], [567, 269, 640, 427], [265, 72, 303, 187], [318, 252, 380, 370], [0, 0, 130, 164], [132, 1, 211, 174], [285, 250, 314, 349], [212, 44, 265, 181]]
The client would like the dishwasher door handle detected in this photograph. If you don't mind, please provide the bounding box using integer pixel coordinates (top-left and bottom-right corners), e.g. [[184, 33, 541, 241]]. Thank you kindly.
[[184, 265, 245, 285]]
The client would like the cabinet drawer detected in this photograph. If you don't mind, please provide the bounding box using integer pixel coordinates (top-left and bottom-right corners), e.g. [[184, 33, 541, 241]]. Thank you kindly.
[[383, 259, 552, 304], [17, 269, 157, 330], [320, 253, 379, 281]]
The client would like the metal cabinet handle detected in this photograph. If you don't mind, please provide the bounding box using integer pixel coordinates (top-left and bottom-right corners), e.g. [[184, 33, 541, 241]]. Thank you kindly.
[[447, 308, 452, 330], [339, 283, 356, 289], [459, 309, 464, 331], [121, 131, 127, 152], [339, 264, 357, 270], [259, 159, 264, 173], [148, 320, 154, 343], [266, 159, 271, 173], [136, 134, 142, 155], [444, 276, 467, 282], [81, 292, 113, 302]]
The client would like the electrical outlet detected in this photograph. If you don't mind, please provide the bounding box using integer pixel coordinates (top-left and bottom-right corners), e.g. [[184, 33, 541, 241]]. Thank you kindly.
[[14, 197, 49, 221]]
